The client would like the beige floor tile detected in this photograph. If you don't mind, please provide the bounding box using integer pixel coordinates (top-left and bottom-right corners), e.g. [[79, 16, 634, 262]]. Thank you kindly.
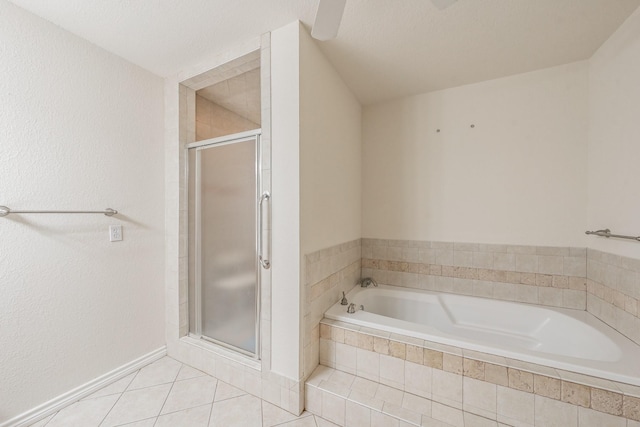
[[46, 394, 119, 427], [161, 375, 217, 414], [316, 416, 338, 427], [101, 383, 172, 427], [208, 394, 262, 427], [213, 380, 246, 402], [118, 418, 157, 426], [176, 364, 207, 381], [262, 400, 308, 427], [155, 403, 212, 427], [26, 414, 54, 427], [279, 415, 320, 427], [127, 357, 182, 390], [82, 372, 137, 400]]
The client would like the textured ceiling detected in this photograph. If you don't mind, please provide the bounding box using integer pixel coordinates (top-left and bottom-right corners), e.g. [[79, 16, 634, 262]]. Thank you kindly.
[[8, 0, 640, 105]]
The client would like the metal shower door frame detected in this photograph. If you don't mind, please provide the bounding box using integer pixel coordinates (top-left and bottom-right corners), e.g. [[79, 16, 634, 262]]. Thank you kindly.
[[186, 128, 265, 360]]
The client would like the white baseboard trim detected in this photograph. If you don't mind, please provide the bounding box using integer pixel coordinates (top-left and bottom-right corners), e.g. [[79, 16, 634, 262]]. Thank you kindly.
[[1, 346, 167, 427]]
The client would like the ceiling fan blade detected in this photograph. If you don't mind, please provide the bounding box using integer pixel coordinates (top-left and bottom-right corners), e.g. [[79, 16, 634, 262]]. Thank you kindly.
[[311, 0, 346, 41], [431, 0, 458, 10]]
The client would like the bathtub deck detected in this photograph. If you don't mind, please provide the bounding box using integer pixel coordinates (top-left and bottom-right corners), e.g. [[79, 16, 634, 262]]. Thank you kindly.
[[310, 318, 640, 427]]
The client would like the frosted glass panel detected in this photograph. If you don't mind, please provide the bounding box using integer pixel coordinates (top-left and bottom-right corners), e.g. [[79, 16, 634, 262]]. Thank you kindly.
[[189, 137, 258, 355]]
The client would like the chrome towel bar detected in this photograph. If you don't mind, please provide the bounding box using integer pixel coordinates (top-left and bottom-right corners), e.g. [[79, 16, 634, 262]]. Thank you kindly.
[[0, 206, 117, 217], [585, 229, 640, 242]]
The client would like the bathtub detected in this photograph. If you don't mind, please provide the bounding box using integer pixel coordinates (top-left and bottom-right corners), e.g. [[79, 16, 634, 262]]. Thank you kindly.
[[324, 285, 640, 386]]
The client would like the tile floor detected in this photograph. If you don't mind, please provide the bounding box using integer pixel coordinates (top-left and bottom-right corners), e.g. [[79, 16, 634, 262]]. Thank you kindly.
[[29, 357, 338, 427]]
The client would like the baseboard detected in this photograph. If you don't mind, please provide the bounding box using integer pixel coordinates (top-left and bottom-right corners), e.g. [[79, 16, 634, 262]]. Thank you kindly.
[[1, 346, 167, 427]]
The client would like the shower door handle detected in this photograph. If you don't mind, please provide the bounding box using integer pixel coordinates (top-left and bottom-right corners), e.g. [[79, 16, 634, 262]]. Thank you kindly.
[[258, 192, 271, 269]]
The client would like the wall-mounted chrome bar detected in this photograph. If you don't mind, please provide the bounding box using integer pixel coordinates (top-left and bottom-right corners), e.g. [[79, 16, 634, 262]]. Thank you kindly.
[[0, 206, 117, 217], [585, 229, 640, 242], [258, 192, 271, 269]]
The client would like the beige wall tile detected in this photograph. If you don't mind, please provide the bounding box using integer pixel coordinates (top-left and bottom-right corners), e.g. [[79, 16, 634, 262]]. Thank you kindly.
[[578, 407, 626, 427], [431, 402, 464, 427], [321, 391, 346, 425], [346, 400, 371, 427], [497, 386, 534, 426], [432, 370, 463, 407], [404, 361, 432, 399], [464, 377, 497, 419], [534, 395, 578, 427]]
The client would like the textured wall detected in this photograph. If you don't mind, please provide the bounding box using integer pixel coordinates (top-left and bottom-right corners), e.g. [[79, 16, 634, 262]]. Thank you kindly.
[[0, 1, 165, 420], [362, 62, 589, 247], [588, 6, 640, 260]]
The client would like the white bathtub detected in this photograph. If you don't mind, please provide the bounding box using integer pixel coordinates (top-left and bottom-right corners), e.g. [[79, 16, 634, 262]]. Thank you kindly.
[[325, 285, 640, 386]]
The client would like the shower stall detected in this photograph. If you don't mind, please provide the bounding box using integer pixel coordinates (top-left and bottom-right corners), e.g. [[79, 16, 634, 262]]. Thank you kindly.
[[187, 129, 267, 358]]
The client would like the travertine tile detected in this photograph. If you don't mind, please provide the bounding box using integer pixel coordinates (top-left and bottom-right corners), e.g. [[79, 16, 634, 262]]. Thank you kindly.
[[485, 364, 508, 387], [624, 396, 640, 421], [561, 381, 590, 408], [443, 354, 463, 375], [591, 388, 623, 416], [534, 374, 561, 400], [508, 368, 534, 393], [463, 359, 485, 380], [406, 344, 424, 364], [389, 341, 406, 359], [424, 349, 444, 369]]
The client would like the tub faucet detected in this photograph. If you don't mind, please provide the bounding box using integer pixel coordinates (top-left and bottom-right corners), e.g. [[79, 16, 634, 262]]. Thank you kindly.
[[360, 277, 378, 288], [340, 291, 348, 305], [347, 303, 365, 313]]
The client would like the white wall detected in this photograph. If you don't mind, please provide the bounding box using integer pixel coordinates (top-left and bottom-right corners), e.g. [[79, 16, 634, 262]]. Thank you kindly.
[[362, 62, 589, 247], [270, 21, 301, 380], [588, 6, 640, 260], [0, 1, 165, 421], [299, 27, 362, 256], [269, 21, 362, 381]]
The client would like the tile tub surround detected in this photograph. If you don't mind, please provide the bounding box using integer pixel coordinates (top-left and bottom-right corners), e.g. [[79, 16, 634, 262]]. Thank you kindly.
[[587, 249, 640, 346], [304, 239, 362, 380], [313, 321, 640, 426], [361, 239, 587, 310]]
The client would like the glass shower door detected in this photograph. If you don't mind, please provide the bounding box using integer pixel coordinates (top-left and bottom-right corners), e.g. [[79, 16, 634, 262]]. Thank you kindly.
[[188, 132, 261, 357]]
